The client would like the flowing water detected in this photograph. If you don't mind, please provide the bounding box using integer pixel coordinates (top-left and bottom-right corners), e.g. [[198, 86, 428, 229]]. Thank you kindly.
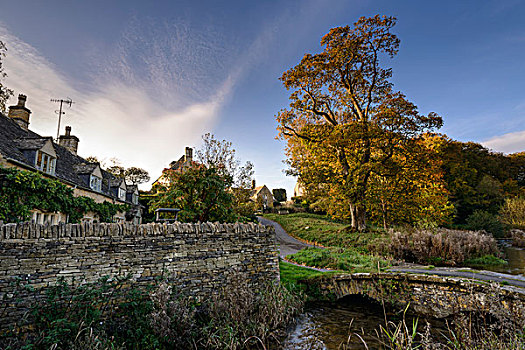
[[283, 296, 448, 350], [484, 241, 525, 276]]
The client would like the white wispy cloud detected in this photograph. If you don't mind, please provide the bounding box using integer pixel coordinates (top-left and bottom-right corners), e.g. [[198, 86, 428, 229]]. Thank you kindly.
[[483, 130, 525, 153]]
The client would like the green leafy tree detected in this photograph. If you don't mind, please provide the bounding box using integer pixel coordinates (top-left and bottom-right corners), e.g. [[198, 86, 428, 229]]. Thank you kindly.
[[0, 40, 13, 114], [196, 133, 255, 219], [439, 138, 522, 223], [276, 15, 442, 230], [151, 167, 235, 223], [272, 188, 287, 202]]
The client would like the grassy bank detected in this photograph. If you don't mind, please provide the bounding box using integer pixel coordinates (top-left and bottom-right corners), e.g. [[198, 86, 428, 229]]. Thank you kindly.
[[264, 212, 386, 253], [265, 213, 507, 269], [286, 247, 391, 272]]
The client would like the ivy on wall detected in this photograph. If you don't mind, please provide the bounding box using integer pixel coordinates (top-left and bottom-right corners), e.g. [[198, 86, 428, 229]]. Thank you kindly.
[[0, 167, 128, 223]]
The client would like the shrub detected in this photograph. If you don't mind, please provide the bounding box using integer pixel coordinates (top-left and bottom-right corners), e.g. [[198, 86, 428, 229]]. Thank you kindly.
[[149, 277, 303, 350], [389, 228, 500, 266], [511, 229, 525, 248], [465, 210, 506, 237], [500, 197, 525, 229]]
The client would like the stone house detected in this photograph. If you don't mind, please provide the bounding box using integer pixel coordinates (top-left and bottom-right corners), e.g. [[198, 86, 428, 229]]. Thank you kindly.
[[250, 182, 274, 209], [0, 94, 142, 224], [152, 146, 200, 187]]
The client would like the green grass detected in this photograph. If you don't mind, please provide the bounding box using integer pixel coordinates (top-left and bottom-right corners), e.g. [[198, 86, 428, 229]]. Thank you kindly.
[[464, 254, 508, 267], [264, 213, 388, 253], [286, 247, 391, 273], [279, 260, 328, 286], [279, 261, 336, 300]]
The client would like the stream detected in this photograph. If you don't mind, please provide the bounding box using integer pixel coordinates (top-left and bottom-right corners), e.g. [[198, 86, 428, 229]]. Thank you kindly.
[[283, 296, 448, 350], [485, 241, 525, 276]]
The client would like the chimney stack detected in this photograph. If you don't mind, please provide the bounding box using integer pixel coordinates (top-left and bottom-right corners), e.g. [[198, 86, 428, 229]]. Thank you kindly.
[[8, 94, 31, 130], [185, 147, 193, 163], [58, 126, 80, 154], [252, 179, 256, 189]]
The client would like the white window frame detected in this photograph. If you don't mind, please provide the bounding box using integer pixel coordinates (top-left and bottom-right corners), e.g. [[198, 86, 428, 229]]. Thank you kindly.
[[90, 175, 102, 192], [35, 151, 56, 175], [118, 187, 126, 201]]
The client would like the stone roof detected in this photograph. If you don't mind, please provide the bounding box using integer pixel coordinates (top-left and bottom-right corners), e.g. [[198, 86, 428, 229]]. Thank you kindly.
[[250, 185, 267, 196], [73, 162, 99, 175], [0, 112, 134, 205], [110, 177, 125, 188], [13, 137, 51, 150], [0, 113, 41, 164]]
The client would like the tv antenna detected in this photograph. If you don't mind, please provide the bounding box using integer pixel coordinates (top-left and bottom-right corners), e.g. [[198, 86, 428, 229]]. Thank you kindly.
[[50, 98, 74, 141]]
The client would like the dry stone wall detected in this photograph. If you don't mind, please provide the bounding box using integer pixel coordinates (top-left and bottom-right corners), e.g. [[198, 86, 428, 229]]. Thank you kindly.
[[0, 221, 278, 328]]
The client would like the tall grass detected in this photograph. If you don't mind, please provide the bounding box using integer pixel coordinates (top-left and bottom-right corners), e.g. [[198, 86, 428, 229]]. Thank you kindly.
[[389, 228, 502, 266], [1, 275, 304, 350]]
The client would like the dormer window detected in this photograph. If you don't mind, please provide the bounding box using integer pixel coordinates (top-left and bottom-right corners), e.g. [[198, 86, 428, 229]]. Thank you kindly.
[[90, 175, 102, 192], [35, 151, 56, 175], [118, 187, 126, 201], [132, 193, 138, 205]]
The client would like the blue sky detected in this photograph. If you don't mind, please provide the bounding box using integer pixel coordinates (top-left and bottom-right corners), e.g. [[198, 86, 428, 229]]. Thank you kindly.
[[1, 0, 524, 197]]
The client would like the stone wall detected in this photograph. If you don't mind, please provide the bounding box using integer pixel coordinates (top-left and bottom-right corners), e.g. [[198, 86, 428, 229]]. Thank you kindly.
[[0, 221, 278, 328], [310, 273, 525, 327]]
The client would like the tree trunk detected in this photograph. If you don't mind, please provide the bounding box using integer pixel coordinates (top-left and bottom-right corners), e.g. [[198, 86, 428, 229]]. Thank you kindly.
[[350, 203, 367, 231], [381, 200, 387, 230]]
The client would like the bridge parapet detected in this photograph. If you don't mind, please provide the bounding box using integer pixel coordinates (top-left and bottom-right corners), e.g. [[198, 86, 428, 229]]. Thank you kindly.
[[306, 272, 525, 326]]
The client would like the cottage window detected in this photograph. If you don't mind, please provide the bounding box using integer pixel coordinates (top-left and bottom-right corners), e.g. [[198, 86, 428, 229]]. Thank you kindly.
[[118, 188, 126, 201], [90, 175, 102, 192], [35, 151, 56, 175], [132, 193, 138, 205]]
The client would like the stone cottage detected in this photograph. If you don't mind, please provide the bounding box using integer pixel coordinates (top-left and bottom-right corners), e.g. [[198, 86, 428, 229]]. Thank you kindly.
[[250, 181, 274, 210], [0, 94, 142, 224]]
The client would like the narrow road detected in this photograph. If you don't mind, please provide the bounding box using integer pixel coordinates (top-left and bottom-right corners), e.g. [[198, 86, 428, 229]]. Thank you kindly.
[[257, 216, 314, 259]]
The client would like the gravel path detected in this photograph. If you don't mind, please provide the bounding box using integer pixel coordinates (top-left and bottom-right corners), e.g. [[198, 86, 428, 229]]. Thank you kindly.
[[257, 216, 315, 259]]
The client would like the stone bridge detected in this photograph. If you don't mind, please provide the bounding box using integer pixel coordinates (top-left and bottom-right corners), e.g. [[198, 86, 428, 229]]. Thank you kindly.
[[307, 272, 525, 326]]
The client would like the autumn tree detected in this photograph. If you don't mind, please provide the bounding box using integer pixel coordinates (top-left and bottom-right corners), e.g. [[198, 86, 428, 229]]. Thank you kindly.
[[277, 15, 442, 230], [0, 41, 13, 114], [366, 134, 453, 228]]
